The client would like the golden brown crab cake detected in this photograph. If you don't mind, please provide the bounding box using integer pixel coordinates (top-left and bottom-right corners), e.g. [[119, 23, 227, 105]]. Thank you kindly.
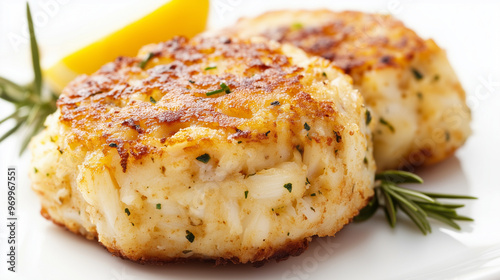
[[226, 10, 471, 171], [29, 35, 375, 264]]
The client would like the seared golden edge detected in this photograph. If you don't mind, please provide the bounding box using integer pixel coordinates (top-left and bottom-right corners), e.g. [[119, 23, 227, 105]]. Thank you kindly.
[[30, 35, 375, 264], [226, 10, 471, 170]]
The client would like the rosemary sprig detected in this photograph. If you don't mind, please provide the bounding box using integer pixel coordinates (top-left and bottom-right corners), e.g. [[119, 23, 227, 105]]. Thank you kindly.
[[354, 170, 477, 234], [0, 3, 58, 154]]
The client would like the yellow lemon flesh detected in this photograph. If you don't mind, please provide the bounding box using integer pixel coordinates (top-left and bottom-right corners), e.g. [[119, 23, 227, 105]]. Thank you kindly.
[[44, 0, 209, 92]]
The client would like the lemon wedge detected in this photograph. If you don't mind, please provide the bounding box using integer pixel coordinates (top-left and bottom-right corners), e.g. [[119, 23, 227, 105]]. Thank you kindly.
[[44, 0, 209, 92]]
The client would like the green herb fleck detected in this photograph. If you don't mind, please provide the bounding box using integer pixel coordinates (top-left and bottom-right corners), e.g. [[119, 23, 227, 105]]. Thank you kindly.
[[304, 122, 311, 131], [318, 190, 323, 195], [417, 92, 423, 100], [322, 72, 327, 78], [206, 83, 231, 96], [433, 74, 440, 82], [185, 230, 195, 243], [364, 156, 368, 165], [411, 68, 423, 80], [365, 109, 372, 125], [237, 141, 242, 144], [150, 96, 157, 104], [379, 117, 395, 133], [196, 153, 211, 163], [334, 131, 342, 143], [310, 193, 316, 197], [296, 145, 302, 153], [138, 52, 154, 69], [125, 208, 131, 216], [284, 183, 292, 193], [306, 177, 311, 185], [188, 80, 196, 84], [291, 22, 303, 30], [445, 131, 450, 142], [310, 207, 316, 212], [34, 167, 38, 173], [244, 190, 249, 199], [287, 232, 290, 236], [109, 143, 118, 148], [131, 222, 135, 226], [204, 66, 217, 71], [265, 130, 271, 136], [156, 203, 161, 210], [182, 250, 192, 254], [58, 149, 63, 154], [271, 100, 280, 106]]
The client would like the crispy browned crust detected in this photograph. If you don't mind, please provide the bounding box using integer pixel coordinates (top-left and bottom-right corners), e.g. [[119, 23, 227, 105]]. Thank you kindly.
[[228, 10, 428, 78], [57, 36, 341, 172]]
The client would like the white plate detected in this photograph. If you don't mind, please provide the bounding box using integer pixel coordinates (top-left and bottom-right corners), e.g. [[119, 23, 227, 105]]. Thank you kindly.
[[1, 1, 499, 279]]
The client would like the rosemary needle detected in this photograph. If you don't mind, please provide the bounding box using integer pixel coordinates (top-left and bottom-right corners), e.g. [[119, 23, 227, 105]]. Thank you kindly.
[[0, 3, 58, 154], [355, 170, 477, 235]]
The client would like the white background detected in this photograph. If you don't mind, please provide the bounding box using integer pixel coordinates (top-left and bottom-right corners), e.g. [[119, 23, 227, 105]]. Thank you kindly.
[[0, 0, 499, 279]]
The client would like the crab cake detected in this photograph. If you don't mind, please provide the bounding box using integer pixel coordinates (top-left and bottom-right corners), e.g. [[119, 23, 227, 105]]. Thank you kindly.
[[29, 35, 375, 264], [226, 10, 471, 171]]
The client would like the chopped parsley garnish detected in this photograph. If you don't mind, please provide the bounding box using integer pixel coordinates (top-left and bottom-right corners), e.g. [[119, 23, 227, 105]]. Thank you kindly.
[[271, 100, 280, 106], [365, 109, 372, 125], [244, 190, 249, 199], [185, 230, 195, 243], [125, 208, 131, 216], [196, 153, 211, 163], [156, 203, 161, 210], [364, 157, 368, 165], [306, 177, 311, 185], [287, 232, 290, 236], [322, 72, 327, 78], [150, 96, 157, 104], [138, 52, 154, 69], [445, 131, 450, 142], [379, 117, 395, 132], [206, 83, 231, 96], [310, 193, 316, 197], [265, 130, 271, 136], [411, 68, 423, 80], [291, 22, 303, 30], [284, 183, 292, 193], [34, 167, 38, 173], [204, 66, 217, 71], [310, 207, 316, 212], [304, 122, 311, 131], [433, 74, 440, 81], [58, 149, 63, 154], [237, 141, 242, 144], [109, 143, 118, 148], [182, 250, 192, 254], [188, 80, 196, 84], [334, 131, 342, 143]]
